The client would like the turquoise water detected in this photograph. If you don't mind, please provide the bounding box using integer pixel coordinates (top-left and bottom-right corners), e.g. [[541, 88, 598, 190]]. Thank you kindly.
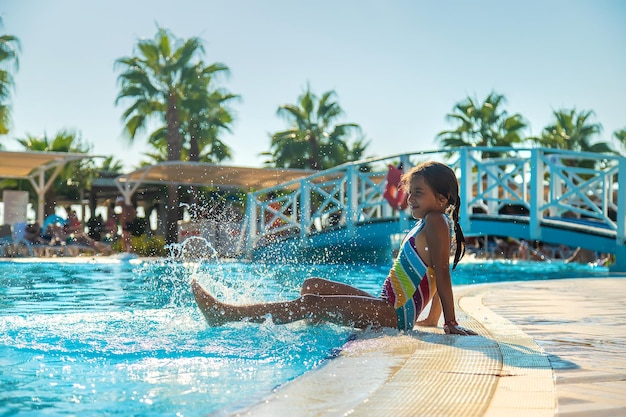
[[0, 258, 609, 416]]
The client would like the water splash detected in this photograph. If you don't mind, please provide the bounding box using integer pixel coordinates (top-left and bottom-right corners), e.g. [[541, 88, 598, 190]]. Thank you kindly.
[[167, 236, 219, 261]]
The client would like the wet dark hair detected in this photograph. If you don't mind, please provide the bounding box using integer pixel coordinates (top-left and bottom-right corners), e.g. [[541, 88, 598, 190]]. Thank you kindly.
[[400, 161, 466, 268]]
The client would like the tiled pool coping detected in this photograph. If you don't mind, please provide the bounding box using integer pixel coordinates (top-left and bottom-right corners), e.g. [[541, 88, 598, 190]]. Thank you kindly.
[[236, 278, 626, 417]]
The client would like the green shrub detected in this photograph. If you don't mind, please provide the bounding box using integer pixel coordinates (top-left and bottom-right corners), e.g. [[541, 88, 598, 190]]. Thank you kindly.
[[109, 234, 167, 257], [130, 234, 167, 257]]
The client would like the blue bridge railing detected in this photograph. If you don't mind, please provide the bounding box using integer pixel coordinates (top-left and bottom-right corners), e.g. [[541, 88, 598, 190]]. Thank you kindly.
[[242, 147, 626, 271]]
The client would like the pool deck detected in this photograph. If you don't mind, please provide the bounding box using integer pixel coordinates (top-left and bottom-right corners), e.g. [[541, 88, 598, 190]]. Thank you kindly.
[[235, 277, 626, 417]]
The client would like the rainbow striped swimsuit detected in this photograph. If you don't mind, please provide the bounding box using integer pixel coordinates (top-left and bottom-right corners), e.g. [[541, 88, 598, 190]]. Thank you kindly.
[[381, 218, 447, 331]]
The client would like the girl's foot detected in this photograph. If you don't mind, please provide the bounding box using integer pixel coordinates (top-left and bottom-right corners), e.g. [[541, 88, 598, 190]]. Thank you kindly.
[[415, 318, 439, 327], [191, 279, 228, 326]]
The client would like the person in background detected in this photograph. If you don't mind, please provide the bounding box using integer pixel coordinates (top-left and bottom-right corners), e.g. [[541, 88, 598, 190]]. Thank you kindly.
[[117, 196, 137, 253], [24, 222, 48, 245], [47, 222, 114, 255], [65, 207, 82, 234], [87, 213, 104, 241], [104, 202, 118, 242]]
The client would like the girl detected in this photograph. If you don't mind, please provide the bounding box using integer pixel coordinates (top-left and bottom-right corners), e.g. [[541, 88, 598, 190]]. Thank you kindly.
[[192, 161, 476, 335]]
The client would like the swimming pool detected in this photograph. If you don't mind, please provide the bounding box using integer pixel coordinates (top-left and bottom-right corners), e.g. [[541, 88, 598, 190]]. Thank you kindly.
[[0, 257, 609, 416]]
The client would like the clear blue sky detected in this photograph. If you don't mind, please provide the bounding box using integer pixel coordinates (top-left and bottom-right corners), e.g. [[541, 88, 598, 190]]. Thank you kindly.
[[2, 0, 625, 171]]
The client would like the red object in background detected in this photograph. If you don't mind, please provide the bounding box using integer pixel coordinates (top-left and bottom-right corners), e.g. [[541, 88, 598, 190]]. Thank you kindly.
[[383, 165, 408, 210]]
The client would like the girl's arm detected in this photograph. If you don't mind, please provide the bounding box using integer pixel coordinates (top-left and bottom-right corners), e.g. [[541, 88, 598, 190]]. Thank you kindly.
[[424, 213, 476, 336]]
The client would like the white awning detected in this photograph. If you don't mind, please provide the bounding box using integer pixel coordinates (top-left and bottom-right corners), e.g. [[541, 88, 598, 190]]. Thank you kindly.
[[115, 162, 317, 195], [0, 150, 87, 178], [0, 151, 90, 224]]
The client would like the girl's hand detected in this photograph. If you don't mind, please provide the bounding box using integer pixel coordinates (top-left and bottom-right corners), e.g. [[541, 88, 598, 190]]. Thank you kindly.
[[443, 321, 477, 336]]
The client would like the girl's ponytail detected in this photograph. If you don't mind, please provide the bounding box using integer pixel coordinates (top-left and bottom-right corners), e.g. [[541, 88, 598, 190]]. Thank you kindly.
[[451, 195, 465, 269]]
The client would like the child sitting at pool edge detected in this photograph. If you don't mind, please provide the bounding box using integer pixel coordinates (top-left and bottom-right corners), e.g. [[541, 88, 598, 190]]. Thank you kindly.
[[192, 161, 477, 335]]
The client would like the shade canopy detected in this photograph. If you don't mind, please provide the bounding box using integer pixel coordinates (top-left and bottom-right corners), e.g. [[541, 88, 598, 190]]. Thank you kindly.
[[115, 161, 317, 193], [0, 150, 87, 179], [0, 150, 90, 225]]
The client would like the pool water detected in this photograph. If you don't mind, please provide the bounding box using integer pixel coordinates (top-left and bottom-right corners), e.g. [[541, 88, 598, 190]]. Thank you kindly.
[[0, 257, 608, 416]]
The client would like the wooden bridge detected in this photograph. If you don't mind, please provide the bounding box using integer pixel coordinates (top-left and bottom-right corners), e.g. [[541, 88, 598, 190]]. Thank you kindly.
[[241, 147, 626, 272]]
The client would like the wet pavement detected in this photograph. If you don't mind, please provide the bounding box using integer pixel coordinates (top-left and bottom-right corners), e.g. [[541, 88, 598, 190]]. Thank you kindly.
[[235, 277, 626, 417]]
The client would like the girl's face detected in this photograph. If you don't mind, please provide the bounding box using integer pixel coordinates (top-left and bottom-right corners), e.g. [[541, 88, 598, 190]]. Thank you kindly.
[[406, 175, 447, 219]]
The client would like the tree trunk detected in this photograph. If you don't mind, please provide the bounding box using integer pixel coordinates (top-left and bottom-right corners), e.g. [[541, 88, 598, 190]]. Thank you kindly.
[[165, 183, 180, 246], [308, 133, 320, 170], [188, 124, 200, 220], [189, 123, 200, 162], [164, 91, 183, 245]]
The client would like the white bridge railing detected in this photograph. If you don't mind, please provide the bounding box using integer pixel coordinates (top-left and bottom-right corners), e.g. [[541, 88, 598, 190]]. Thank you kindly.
[[243, 147, 625, 266]]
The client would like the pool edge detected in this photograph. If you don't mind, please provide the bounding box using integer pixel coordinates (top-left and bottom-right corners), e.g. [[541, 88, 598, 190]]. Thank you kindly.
[[231, 280, 559, 417]]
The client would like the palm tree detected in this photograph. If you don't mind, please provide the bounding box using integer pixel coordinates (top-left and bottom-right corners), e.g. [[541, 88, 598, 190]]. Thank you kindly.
[[115, 27, 207, 244], [266, 86, 363, 170], [16, 130, 91, 216], [0, 17, 21, 138], [143, 61, 237, 164], [344, 136, 370, 163], [186, 90, 237, 163], [178, 65, 238, 220], [531, 109, 616, 171], [531, 109, 608, 151], [436, 92, 527, 158], [181, 62, 237, 163], [612, 128, 626, 156], [144, 84, 237, 165], [97, 155, 125, 173]]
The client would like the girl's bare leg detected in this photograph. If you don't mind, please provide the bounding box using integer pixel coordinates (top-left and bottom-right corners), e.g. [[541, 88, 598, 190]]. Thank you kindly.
[[300, 278, 376, 325], [416, 291, 442, 327], [191, 279, 397, 329], [300, 277, 375, 297]]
